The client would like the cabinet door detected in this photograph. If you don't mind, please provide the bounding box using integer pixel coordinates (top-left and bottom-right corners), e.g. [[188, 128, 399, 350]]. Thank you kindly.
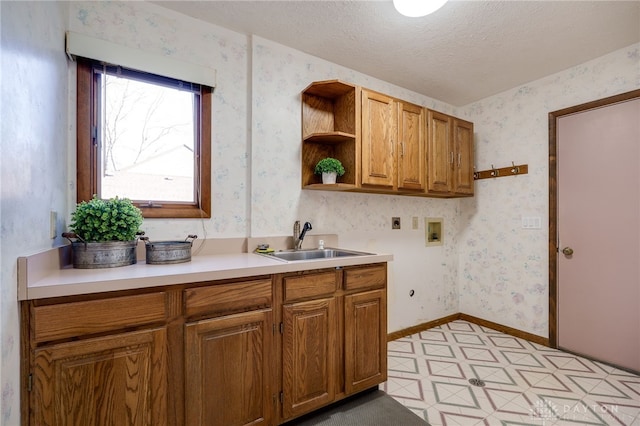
[[344, 289, 387, 395], [32, 328, 168, 426], [282, 297, 337, 420], [361, 90, 395, 188], [397, 102, 425, 190], [453, 118, 474, 195], [185, 310, 274, 426], [426, 110, 453, 193]]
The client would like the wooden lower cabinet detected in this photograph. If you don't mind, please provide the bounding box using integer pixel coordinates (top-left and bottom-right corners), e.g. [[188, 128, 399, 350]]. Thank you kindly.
[[278, 264, 387, 423], [344, 289, 387, 395], [32, 328, 168, 426], [185, 309, 274, 426], [281, 297, 337, 420], [23, 264, 387, 426]]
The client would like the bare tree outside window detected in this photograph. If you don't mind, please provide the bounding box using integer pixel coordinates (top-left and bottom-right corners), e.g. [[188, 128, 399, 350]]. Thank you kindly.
[[100, 74, 195, 203]]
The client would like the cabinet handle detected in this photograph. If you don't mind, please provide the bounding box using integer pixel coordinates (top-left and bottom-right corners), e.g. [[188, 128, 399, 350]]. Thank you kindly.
[[450, 152, 454, 164], [458, 153, 461, 167], [401, 142, 405, 157]]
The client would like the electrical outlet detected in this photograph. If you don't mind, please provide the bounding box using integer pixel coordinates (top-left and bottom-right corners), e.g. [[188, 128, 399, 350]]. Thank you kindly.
[[412, 216, 419, 229], [392, 217, 401, 229]]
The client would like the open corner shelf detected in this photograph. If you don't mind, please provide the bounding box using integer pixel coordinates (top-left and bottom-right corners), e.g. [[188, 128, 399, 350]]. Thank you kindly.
[[301, 81, 358, 189], [302, 183, 358, 191], [303, 132, 356, 144], [302, 80, 356, 99]]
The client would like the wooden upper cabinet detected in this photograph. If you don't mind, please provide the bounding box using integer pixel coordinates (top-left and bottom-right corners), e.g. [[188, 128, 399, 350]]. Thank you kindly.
[[453, 118, 474, 195], [426, 110, 475, 196], [300, 80, 474, 198], [397, 101, 425, 191], [361, 89, 396, 188], [426, 109, 453, 194]]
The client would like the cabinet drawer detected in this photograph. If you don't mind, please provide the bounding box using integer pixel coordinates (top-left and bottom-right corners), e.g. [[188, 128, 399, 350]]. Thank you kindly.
[[283, 272, 336, 302], [33, 292, 167, 343], [344, 264, 386, 291], [184, 279, 272, 319]]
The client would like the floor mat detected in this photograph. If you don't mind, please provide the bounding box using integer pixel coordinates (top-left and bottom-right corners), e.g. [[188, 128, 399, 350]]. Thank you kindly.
[[284, 389, 428, 426]]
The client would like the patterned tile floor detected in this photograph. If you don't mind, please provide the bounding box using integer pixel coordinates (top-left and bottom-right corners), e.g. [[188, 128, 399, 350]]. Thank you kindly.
[[381, 320, 640, 425]]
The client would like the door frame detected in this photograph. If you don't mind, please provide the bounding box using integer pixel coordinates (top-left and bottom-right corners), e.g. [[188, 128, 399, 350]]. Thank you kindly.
[[548, 89, 640, 347]]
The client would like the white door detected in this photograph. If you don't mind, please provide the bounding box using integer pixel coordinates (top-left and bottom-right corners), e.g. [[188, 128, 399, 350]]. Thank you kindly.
[[557, 97, 640, 372]]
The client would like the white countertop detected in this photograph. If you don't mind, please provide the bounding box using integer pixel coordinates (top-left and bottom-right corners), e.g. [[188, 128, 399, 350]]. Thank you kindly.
[[20, 250, 393, 300]]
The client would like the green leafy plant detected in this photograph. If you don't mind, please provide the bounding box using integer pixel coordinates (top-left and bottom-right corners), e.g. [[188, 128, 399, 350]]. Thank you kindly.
[[70, 196, 143, 242], [314, 157, 345, 176]]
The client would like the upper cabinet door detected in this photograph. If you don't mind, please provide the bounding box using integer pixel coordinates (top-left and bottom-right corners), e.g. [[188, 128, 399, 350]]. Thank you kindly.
[[426, 110, 453, 194], [361, 90, 396, 188], [453, 118, 474, 195], [397, 101, 425, 191]]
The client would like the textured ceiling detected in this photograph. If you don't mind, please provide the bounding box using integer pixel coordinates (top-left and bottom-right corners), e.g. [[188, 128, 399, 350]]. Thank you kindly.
[[153, 1, 640, 106]]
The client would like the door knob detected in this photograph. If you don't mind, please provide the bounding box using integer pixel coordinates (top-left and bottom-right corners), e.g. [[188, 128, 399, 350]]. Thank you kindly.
[[562, 247, 574, 256]]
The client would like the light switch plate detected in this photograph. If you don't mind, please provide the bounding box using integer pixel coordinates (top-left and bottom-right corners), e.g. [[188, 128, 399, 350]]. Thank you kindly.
[[521, 216, 542, 229]]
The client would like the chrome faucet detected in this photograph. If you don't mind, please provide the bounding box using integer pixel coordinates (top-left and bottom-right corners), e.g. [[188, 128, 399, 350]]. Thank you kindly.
[[293, 221, 300, 248], [294, 221, 312, 250]]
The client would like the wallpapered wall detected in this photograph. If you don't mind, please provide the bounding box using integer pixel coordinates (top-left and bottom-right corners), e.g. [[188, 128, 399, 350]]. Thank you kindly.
[[1, 2, 70, 423], [1, 0, 638, 423], [458, 44, 640, 336]]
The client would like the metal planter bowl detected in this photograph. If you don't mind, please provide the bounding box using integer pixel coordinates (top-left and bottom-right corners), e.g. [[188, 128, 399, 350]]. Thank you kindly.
[[62, 233, 138, 269], [141, 235, 197, 265]]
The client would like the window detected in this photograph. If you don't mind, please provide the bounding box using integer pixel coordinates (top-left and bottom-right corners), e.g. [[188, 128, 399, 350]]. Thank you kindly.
[[76, 58, 211, 218]]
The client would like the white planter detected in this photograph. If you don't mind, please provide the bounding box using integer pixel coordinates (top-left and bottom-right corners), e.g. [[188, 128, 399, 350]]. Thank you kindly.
[[322, 172, 337, 184]]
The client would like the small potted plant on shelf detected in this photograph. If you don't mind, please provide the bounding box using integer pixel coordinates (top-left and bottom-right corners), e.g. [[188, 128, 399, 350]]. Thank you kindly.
[[63, 196, 144, 269], [314, 157, 345, 184]]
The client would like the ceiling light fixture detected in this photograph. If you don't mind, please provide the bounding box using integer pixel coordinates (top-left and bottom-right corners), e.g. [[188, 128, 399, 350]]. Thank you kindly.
[[393, 0, 448, 17]]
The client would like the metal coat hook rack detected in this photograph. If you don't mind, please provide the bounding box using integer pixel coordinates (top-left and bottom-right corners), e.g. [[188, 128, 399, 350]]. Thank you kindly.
[[473, 162, 528, 180]]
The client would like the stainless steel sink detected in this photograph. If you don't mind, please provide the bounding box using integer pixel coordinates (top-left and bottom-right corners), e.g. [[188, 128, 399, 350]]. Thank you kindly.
[[258, 248, 373, 262]]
